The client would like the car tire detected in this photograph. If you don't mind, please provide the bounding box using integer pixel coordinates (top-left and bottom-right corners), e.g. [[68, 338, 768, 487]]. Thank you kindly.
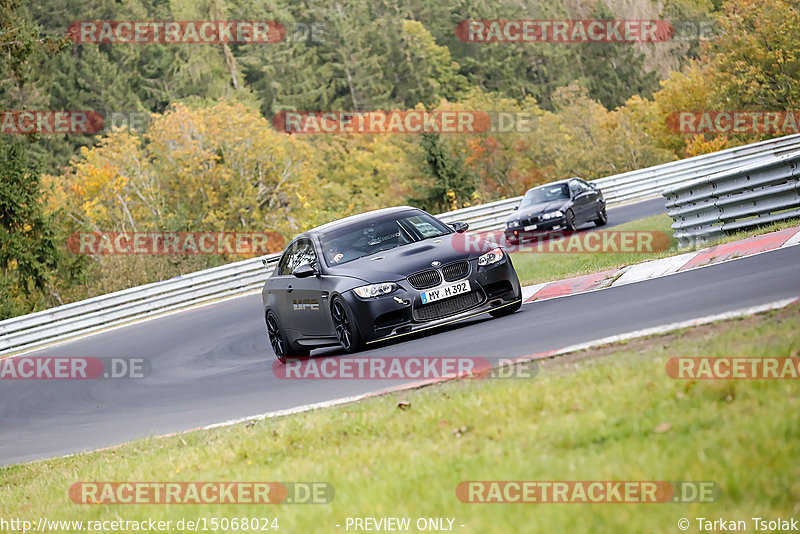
[[594, 205, 608, 227], [565, 209, 578, 232], [489, 299, 522, 318], [266, 311, 309, 364], [331, 296, 363, 353]]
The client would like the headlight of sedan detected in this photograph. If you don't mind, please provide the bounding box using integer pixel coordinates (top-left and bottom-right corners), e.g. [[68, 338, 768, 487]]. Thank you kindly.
[[540, 210, 563, 220], [478, 247, 504, 266], [507, 220, 520, 228], [353, 282, 398, 299]]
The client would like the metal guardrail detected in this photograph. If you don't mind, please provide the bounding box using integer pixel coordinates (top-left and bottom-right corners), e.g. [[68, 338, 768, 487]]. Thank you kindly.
[[664, 150, 800, 246], [3, 133, 800, 355], [0, 254, 283, 355], [436, 196, 521, 232], [594, 133, 800, 204], [436, 133, 800, 233]]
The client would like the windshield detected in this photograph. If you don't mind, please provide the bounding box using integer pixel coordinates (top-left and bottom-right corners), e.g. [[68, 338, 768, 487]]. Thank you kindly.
[[520, 183, 570, 207], [320, 211, 451, 266]]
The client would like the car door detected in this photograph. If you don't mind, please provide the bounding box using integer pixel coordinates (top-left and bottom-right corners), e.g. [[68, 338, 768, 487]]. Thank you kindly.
[[283, 238, 332, 337], [267, 241, 297, 328], [570, 180, 592, 224], [579, 179, 601, 219], [568, 180, 587, 223]]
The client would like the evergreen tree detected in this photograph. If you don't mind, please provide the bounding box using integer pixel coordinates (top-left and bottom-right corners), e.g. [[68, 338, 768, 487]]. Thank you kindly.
[[413, 132, 474, 213], [0, 0, 71, 317], [576, 2, 660, 110]]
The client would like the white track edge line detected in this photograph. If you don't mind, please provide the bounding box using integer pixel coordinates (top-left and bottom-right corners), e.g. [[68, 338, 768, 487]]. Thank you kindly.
[[13, 294, 799, 467], [526, 229, 800, 304], [194, 296, 800, 433]]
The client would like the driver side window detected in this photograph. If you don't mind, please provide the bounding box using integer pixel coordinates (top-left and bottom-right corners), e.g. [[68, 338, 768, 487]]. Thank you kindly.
[[277, 242, 296, 276], [289, 240, 318, 273]]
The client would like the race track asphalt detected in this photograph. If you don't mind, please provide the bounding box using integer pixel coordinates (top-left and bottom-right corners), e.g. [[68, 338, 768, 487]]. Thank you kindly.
[[2, 197, 797, 466]]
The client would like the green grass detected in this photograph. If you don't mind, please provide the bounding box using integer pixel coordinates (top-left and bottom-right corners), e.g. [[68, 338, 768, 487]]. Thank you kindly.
[[2, 304, 799, 533], [511, 213, 799, 286]]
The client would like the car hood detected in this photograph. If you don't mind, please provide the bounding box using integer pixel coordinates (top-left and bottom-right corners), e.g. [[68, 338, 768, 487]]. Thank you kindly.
[[327, 233, 481, 283], [507, 200, 569, 222]]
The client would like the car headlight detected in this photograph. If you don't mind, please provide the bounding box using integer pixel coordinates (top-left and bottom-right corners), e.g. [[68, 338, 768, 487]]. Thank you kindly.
[[541, 210, 563, 220], [507, 220, 520, 228], [353, 282, 398, 299], [478, 247, 504, 266]]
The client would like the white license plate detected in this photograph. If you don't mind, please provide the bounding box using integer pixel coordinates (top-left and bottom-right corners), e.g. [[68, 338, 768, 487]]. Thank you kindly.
[[420, 280, 471, 304], [524, 224, 537, 231]]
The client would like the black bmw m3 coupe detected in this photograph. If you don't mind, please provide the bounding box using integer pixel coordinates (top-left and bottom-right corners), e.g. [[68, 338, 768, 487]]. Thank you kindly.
[[262, 206, 522, 362]]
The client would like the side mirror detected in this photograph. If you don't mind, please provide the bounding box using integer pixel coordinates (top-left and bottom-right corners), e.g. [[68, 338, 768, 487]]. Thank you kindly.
[[292, 263, 317, 278], [513, 206, 519, 210], [450, 221, 469, 233]]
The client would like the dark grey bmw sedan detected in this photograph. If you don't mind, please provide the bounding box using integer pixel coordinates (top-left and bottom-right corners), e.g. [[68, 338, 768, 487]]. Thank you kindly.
[[504, 178, 607, 244]]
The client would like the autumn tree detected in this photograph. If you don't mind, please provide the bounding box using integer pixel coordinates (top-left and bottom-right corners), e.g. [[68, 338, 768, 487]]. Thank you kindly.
[[709, 0, 800, 110]]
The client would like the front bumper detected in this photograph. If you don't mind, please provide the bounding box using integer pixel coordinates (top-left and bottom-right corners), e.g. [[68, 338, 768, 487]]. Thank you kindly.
[[341, 256, 521, 343], [505, 217, 567, 242]]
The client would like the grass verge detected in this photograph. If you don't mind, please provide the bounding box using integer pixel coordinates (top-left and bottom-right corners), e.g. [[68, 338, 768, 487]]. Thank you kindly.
[[2, 303, 798, 533]]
